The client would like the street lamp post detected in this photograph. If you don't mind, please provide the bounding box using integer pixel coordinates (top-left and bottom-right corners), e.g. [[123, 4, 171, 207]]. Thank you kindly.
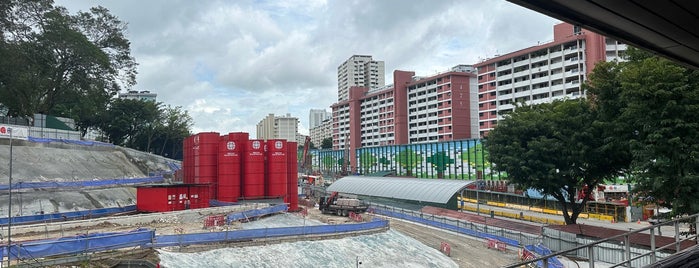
[[7, 127, 13, 264]]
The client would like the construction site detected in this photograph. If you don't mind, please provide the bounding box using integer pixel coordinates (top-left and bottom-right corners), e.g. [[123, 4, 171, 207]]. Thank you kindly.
[[0, 131, 696, 267]]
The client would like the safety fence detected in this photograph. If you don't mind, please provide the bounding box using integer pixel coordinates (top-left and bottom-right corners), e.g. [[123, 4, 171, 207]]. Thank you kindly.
[[0, 176, 164, 191], [0, 204, 389, 263], [369, 204, 540, 247], [0, 205, 137, 226], [27, 136, 114, 147], [153, 218, 389, 248], [1, 228, 154, 261], [226, 204, 288, 224], [522, 244, 565, 268]]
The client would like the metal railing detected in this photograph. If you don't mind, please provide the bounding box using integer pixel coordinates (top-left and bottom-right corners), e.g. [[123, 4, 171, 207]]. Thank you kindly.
[[505, 213, 699, 268]]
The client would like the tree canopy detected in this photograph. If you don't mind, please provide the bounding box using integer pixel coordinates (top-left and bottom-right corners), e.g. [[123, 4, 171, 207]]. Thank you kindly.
[[0, 0, 137, 133], [486, 100, 629, 224], [587, 48, 699, 215]]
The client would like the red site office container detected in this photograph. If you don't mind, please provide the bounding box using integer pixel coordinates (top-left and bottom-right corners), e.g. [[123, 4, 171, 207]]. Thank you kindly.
[[217, 132, 248, 202], [136, 184, 210, 212], [242, 139, 265, 199], [193, 132, 219, 199], [286, 142, 299, 211], [266, 139, 287, 199]]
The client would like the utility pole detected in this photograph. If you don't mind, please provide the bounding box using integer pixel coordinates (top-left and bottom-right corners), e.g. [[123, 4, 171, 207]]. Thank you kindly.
[[7, 127, 13, 266]]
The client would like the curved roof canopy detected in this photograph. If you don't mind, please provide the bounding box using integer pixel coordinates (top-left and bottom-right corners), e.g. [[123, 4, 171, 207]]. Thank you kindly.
[[326, 176, 475, 204]]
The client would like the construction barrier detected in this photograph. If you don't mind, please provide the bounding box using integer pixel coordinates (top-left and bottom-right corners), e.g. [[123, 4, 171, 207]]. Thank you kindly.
[[523, 244, 565, 268], [226, 204, 288, 223], [153, 218, 389, 247], [440, 242, 451, 256], [0, 176, 164, 191], [371, 207, 519, 247], [485, 238, 507, 251], [204, 215, 226, 227], [0, 205, 137, 226], [0, 228, 154, 261], [348, 211, 363, 222]]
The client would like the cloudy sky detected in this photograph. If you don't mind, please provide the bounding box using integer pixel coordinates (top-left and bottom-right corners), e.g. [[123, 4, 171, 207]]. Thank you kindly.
[[55, 0, 559, 136]]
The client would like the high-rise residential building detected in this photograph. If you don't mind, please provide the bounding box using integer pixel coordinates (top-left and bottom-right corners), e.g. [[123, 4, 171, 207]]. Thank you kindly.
[[331, 66, 478, 172], [309, 109, 331, 129], [256, 113, 299, 142], [474, 22, 627, 137], [309, 118, 332, 148], [337, 55, 385, 102], [118, 90, 157, 102]]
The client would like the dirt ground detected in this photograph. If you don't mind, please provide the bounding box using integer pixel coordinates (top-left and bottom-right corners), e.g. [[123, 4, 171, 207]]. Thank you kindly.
[[10, 204, 520, 267]]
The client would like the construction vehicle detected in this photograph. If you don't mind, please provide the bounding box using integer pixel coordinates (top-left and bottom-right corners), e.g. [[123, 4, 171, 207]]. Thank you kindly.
[[301, 136, 312, 174], [318, 192, 368, 216]]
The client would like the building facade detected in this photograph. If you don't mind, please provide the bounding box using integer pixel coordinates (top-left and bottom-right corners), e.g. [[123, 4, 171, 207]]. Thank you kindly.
[[256, 113, 299, 142], [337, 55, 385, 102], [331, 66, 478, 172], [118, 90, 157, 102], [309, 109, 331, 129], [309, 118, 332, 148], [474, 23, 627, 137]]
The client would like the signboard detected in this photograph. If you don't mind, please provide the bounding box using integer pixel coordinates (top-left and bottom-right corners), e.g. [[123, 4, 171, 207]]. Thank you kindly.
[[0, 125, 29, 140]]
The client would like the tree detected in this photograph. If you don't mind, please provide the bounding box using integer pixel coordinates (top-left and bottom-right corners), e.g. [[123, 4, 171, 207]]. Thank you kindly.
[[320, 137, 333, 149], [587, 48, 699, 215], [486, 100, 629, 224], [395, 149, 422, 177], [0, 1, 136, 130], [427, 151, 454, 178], [100, 99, 160, 146]]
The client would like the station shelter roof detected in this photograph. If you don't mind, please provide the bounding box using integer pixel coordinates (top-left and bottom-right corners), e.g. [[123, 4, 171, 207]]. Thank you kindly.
[[326, 176, 475, 204]]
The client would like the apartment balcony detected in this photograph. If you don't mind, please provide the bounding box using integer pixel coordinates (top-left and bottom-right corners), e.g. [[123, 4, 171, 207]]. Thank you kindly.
[[513, 80, 530, 89], [549, 61, 563, 70], [530, 76, 549, 85], [513, 60, 529, 68], [565, 80, 581, 89], [531, 87, 551, 96], [496, 64, 512, 72], [499, 103, 515, 110], [513, 90, 530, 99], [497, 73, 513, 81], [498, 93, 513, 100], [549, 72, 564, 81], [549, 51, 563, 58]]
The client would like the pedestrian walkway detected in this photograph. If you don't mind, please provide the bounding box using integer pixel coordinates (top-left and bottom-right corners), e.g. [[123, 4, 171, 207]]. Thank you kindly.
[[459, 201, 685, 237]]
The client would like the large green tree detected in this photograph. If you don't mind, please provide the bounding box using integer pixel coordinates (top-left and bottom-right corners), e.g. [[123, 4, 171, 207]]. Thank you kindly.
[[0, 0, 136, 132], [100, 99, 160, 147], [486, 100, 629, 224], [320, 137, 333, 149], [587, 48, 699, 215]]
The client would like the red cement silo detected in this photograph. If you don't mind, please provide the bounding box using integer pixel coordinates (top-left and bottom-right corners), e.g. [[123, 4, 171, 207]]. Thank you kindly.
[[217, 132, 248, 202], [242, 139, 265, 199], [193, 132, 220, 199], [265, 139, 288, 199], [286, 142, 299, 211]]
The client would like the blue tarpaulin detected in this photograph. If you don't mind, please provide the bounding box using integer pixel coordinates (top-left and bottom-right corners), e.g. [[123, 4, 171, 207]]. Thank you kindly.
[[0, 206, 137, 226], [27, 137, 115, 147], [0, 176, 164, 191], [524, 244, 565, 268], [226, 204, 288, 223]]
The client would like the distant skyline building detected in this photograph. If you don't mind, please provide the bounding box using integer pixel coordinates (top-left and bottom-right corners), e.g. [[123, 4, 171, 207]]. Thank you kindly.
[[309, 109, 331, 129], [337, 55, 385, 102], [118, 90, 157, 102], [309, 118, 332, 148], [255, 113, 299, 142], [474, 22, 627, 137]]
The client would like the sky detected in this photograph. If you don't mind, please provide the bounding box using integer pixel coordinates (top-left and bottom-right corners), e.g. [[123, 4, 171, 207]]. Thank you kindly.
[[54, 0, 559, 136]]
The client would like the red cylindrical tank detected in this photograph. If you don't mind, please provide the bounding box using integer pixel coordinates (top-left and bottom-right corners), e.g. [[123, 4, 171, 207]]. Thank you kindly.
[[193, 132, 219, 199], [286, 142, 299, 211], [217, 132, 248, 202], [265, 140, 288, 199], [242, 139, 265, 199]]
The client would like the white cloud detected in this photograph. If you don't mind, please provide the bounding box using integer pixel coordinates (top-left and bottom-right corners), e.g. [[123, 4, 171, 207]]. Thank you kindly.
[[55, 0, 559, 136]]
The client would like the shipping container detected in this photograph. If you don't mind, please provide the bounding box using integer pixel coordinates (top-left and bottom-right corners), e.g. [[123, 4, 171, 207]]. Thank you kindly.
[[136, 184, 210, 212]]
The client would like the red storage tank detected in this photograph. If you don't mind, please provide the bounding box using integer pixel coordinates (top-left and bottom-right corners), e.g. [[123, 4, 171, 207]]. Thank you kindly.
[[217, 132, 248, 202], [286, 142, 299, 211], [182, 136, 193, 184], [193, 132, 219, 199], [242, 139, 265, 199], [266, 140, 288, 199]]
